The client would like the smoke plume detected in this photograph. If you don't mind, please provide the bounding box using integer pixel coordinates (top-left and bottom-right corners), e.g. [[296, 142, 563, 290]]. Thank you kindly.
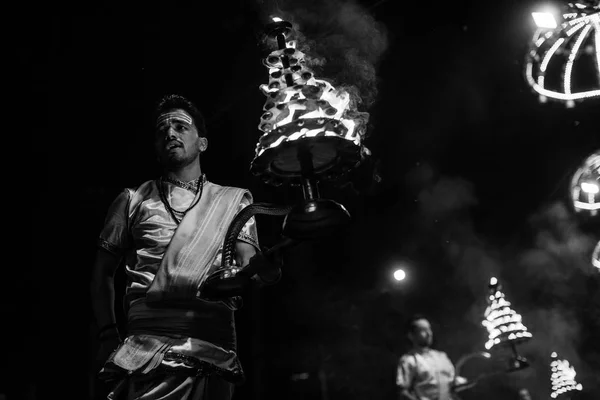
[[406, 163, 600, 397], [257, 0, 388, 110]]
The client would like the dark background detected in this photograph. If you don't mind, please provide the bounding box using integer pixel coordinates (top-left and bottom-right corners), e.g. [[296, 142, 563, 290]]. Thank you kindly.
[[6, 0, 600, 399]]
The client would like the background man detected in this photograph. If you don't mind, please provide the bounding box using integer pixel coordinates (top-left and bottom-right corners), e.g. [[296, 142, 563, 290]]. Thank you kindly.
[[396, 315, 472, 400]]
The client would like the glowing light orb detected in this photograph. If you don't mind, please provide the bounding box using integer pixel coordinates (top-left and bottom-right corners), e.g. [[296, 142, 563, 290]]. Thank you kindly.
[[570, 149, 600, 217], [393, 269, 406, 281], [525, 2, 600, 106]]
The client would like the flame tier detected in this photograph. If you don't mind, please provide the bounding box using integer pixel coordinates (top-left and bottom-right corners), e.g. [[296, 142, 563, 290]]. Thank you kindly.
[[251, 45, 369, 185]]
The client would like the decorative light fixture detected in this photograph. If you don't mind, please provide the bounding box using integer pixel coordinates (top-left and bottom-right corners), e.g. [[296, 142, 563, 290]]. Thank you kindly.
[[482, 277, 532, 371], [549, 352, 583, 398], [525, 1, 600, 107], [569, 149, 600, 217]]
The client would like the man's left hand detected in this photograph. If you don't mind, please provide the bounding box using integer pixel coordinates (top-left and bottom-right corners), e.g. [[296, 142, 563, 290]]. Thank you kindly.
[[202, 273, 253, 299], [241, 251, 282, 285]]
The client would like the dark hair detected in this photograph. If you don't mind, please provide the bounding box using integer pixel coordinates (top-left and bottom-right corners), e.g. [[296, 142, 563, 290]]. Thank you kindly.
[[405, 314, 429, 333], [153, 94, 207, 137]]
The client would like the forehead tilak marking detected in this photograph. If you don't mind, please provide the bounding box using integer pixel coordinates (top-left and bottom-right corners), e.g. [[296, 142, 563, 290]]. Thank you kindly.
[[156, 110, 194, 127]]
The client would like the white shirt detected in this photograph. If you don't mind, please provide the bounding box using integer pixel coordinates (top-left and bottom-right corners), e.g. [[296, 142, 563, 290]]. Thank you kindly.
[[396, 348, 456, 400]]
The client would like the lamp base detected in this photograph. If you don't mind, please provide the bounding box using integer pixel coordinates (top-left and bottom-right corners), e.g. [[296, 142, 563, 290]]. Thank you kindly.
[[282, 198, 351, 240], [251, 136, 364, 186]]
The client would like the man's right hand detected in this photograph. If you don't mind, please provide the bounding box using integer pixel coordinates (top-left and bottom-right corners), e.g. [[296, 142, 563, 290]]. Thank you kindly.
[[201, 274, 253, 299]]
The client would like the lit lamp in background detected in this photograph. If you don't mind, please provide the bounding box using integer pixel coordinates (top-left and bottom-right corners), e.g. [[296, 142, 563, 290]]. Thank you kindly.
[[481, 277, 532, 372], [525, 1, 600, 107], [549, 351, 583, 398], [570, 149, 600, 218]]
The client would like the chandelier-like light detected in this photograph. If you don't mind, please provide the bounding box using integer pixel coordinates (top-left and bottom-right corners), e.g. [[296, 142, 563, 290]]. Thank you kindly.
[[525, 1, 600, 106], [569, 149, 600, 217]]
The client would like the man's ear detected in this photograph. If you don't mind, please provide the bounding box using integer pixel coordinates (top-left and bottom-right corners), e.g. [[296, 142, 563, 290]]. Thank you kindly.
[[198, 137, 208, 153]]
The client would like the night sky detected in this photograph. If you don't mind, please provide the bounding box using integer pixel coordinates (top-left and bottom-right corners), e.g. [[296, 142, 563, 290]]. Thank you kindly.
[[8, 0, 600, 399]]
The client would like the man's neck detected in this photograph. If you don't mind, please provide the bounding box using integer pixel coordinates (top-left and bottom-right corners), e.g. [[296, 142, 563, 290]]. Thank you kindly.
[[413, 345, 430, 353], [164, 163, 202, 183]]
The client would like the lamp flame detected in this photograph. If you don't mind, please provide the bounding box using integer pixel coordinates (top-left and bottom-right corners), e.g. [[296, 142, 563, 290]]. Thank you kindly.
[[251, 19, 370, 185]]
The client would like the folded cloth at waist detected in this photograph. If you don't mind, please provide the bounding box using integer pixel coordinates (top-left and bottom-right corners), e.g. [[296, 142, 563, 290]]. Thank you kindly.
[[99, 334, 245, 384], [98, 298, 244, 383], [127, 297, 237, 350]]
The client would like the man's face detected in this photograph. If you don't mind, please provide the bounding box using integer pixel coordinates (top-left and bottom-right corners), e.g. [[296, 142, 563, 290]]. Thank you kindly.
[[409, 318, 433, 347], [154, 109, 207, 169]]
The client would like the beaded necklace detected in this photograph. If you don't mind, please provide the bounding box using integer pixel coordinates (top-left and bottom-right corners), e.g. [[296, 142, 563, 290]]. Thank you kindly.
[[163, 176, 201, 192], [157, 174, 205, 224]]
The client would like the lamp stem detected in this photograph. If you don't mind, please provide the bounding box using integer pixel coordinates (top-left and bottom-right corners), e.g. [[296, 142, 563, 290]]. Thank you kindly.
[[298, 144, 319, 200]]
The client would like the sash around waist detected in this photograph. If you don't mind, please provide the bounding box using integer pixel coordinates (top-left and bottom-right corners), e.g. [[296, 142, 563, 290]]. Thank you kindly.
[[127, 298, 237, 351]]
